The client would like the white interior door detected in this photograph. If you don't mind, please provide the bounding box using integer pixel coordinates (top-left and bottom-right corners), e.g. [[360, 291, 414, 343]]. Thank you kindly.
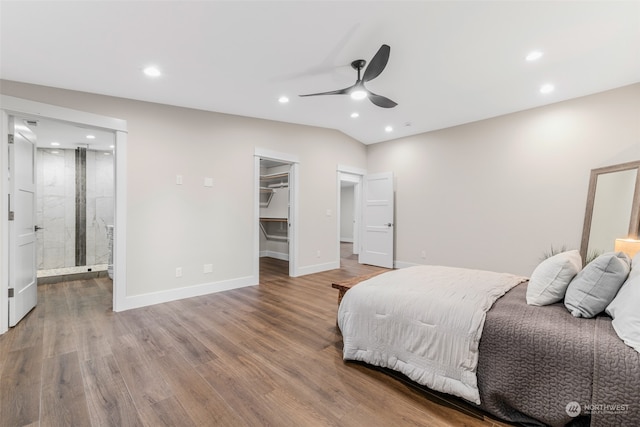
[[8, 118, 38, 326], [359, 172, 394, 268]]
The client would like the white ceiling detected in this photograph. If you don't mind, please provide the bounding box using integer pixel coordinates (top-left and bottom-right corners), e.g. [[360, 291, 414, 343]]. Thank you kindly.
[[1, 1, 639, 145], [16, 117, 115, 151]]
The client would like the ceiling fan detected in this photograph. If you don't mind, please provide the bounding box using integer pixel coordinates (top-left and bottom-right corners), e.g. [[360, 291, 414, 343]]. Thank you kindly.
[[299, 44, 397, 108]]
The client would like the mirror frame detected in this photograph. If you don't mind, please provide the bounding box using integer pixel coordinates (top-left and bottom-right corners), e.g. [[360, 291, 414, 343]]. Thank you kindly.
[[580, 160, 640, 262]]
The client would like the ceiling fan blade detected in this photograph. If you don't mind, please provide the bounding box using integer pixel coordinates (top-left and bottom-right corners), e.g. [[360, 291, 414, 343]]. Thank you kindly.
[[368, 91, 397, 108], [299, 86, 352, 97], [362, 44, 390, 82]]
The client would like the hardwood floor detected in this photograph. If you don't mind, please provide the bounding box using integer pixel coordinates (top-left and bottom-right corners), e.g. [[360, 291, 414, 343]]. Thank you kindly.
[[0, 247, 513, 426]]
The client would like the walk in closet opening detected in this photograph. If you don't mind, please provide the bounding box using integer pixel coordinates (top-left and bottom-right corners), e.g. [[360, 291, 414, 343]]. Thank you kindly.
[[259, 158, 291, 277]]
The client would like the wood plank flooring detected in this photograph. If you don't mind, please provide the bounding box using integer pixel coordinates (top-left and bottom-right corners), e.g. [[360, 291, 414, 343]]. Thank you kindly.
[[0, 246, 513, 426]]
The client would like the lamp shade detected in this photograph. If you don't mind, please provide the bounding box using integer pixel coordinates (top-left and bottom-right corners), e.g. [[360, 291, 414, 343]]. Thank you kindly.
[[614, 238, 640, 259]]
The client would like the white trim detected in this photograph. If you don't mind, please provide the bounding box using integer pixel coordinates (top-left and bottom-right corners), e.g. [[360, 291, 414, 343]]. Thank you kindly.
[[296, 260, 340, 276], [338, 164, 367, 176], [0, 95, 126, 132], [255, 147, 299, 164], [0, 96, 127, 327], [112, 130, 127, 311], [0, 111, 9, 334], [394, 260, 417, 269], [116, 275, 257, 312], [259, 250, 289, 261], [253, 157, 261, 281], [289, 162, 299, 277], [340, 238, 354, 243]]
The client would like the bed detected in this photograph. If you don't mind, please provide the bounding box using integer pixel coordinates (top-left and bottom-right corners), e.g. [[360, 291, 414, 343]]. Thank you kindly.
[[337, 264, 640, 427]]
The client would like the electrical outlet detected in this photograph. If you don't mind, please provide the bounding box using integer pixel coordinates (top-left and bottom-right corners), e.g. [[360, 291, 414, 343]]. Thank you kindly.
[[421, 250, 426, 259], [203, 263, 213, 273], [316, 250, 321, 258], [176, 267, 182, 277], [176, 174, 183, 185]]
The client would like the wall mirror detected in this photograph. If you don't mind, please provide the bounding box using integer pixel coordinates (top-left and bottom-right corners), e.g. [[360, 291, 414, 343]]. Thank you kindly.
[[580, 160, 640, 262]]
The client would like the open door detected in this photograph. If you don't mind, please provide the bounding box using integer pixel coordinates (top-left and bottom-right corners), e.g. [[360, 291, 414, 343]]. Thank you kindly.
[[8, 117, 38, 326], [359, 172, 394, 268]]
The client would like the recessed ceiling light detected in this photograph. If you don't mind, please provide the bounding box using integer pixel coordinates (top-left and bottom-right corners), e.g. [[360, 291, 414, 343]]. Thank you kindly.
[[385, 126, 393, 132], [51, 150, 59, 154], [350, 112, 359, 118], [540, 83, 555, 94], [109, 145, 115, 149], [526, 51, 543, 61], [51, 142, 60, 146], [104, 152, 111, 155], [143, 66, 162, 77], [278, 96, 289, 104], [86, 134, 96, 139]]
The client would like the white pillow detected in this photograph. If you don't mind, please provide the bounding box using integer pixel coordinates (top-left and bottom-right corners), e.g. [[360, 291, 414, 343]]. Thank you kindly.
[[628, 251, 640, 280], [564, 252, 630, 318], [606, 274, 640, 353], [526, 250, 582, 306]]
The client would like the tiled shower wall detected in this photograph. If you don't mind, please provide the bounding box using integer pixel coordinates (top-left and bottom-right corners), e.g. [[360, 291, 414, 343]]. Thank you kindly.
[[36, 148, 114, 270]]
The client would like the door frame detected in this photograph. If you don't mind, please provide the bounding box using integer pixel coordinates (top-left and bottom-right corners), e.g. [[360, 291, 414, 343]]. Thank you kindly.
[[337, 165, 365, 259], [1, 95, 128, 334], [254, 147, 299, 278]]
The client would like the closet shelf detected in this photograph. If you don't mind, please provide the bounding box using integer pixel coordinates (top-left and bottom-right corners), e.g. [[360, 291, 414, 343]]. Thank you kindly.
[[260, 172, 289, 189], [259, 188, 275, 207], [259, 218, 288, 241]]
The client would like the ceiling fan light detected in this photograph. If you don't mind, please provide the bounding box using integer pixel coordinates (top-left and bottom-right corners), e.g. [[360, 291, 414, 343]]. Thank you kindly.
[[350, 89, 367, 100], [143, 66, 161, 77]]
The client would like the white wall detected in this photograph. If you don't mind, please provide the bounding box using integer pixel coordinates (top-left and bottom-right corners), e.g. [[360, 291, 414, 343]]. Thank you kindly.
[[1, 80, 367, 301], [367, 84, 640, 276]]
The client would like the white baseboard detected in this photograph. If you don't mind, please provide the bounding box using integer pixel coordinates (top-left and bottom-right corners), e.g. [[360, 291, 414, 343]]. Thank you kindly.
[[115, 275, 257, 312], [394, 260, 422, 269], [259, 250, 289, 261], [294, 260, 340, 277]]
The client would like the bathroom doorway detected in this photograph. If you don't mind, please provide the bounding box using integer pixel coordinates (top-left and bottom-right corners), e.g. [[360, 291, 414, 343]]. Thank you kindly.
[[32, 118, 116, 283]]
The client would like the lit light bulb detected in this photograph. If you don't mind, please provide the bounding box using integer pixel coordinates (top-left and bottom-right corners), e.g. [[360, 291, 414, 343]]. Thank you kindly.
[[350, 89, 367, 100]]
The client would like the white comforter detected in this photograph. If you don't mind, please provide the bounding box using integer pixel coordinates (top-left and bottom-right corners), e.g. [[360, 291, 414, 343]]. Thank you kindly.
[[337, 265, 526, 404]]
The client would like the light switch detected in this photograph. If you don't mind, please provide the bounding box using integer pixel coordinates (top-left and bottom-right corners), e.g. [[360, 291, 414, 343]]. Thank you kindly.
[[326, 209, 332, 217], [176, 175, 183, 185], [204, 177, 213, 187]]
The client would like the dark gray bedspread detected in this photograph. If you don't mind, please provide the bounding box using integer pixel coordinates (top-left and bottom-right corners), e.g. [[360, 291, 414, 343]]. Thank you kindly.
[[477, 282, 640, 427]]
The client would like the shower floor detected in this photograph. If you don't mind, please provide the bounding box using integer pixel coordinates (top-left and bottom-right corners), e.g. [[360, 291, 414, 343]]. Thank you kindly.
[[37, 264, 109, 284]]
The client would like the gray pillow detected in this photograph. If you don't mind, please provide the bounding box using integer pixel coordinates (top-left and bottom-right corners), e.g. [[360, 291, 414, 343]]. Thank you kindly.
[[564, 252, 631, 318], [526, 250, 582, 306]]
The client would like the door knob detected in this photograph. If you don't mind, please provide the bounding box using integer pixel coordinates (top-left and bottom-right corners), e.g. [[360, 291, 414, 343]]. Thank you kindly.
[[34, 225, 44, 231], [386, 223, 393, 227]]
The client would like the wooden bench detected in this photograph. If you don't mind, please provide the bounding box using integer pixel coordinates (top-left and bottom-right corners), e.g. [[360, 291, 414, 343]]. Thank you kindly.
[[331, 270, 387, 305]]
